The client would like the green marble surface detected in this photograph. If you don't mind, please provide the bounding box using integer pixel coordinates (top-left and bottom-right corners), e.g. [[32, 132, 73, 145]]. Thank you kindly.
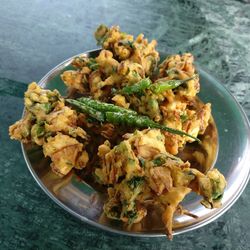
[[1, 0, 250, 249]]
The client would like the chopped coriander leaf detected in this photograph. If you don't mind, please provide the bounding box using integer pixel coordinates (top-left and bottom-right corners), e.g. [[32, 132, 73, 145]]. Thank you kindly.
[[124, 210, 138, 224], [36, 126, 45, 137], [87, 58, 99, 70], [119, 40, 135, 49], [138, 157, 145, 168], [41, 103, 52, 114], [153, 156, 166, 166], [180, 114, 188, 122], [127, 176, 144, 190]]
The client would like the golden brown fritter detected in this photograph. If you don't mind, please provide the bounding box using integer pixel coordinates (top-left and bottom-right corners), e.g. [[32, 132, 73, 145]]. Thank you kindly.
[[9, 25, 227, 240], [9, 82, 89, 176], [9, 112, 33, 144], [43, 133, 89, 176], [61, 25, 159, 99], [95, 129, 226, 239]]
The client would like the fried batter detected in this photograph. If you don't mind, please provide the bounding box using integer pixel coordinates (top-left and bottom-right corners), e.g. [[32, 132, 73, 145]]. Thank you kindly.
[[9, 83, 89, 176], [95, 129, 226, 239], [9, 25, 226, 240]]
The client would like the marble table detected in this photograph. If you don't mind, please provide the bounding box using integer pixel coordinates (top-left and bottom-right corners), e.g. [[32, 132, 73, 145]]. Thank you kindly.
[[1, 0, 249, 249]]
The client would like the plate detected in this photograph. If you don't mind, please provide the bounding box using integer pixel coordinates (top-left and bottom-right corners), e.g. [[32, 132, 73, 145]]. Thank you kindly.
[[22, 49, 250, 237]]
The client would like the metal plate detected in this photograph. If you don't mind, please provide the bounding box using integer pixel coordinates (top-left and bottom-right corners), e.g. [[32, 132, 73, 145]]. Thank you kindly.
[[22, 49, 250, 237]]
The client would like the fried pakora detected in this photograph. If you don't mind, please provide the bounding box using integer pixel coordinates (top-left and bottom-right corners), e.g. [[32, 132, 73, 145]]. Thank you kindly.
[[95, 129, 226, 239], [9, 25, 226, 240], [9, 83, 89, 176]]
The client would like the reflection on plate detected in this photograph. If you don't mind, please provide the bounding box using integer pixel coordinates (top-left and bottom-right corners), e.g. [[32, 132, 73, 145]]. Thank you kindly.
[[22, 49, 250, 237]]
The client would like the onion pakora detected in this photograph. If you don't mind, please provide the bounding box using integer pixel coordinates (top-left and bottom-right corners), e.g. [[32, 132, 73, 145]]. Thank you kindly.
[[9, 83, 89, 176], [9, 25, 226, 239]]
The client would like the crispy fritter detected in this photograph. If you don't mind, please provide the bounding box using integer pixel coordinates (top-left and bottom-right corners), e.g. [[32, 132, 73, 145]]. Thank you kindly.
[[43, 133, 89, 176], [96, 129, 226, 238], [61, 25, 159, 99], [9, 112, 33, 144], [9, 82, 89, 176], [9, 25, 226, 241]]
